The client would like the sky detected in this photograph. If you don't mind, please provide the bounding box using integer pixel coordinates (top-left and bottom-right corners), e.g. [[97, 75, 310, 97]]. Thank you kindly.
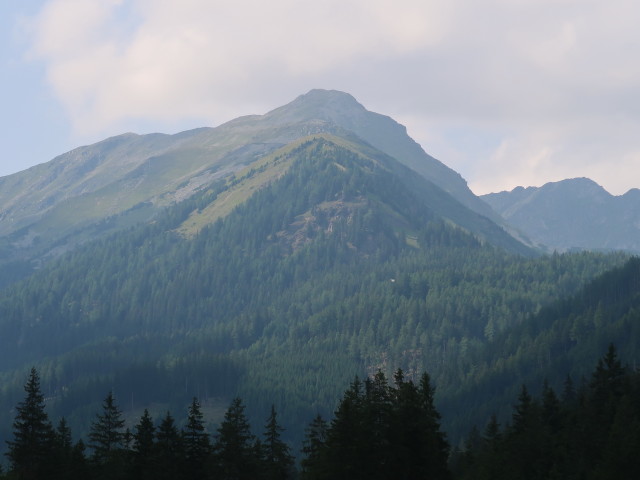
[[1, 0, 639, 195]]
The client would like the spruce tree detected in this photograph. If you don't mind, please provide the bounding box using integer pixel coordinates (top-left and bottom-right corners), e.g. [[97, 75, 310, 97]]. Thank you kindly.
[[213, 397, 259, 480], [322, 376, 366, 479], [262, 405, 294, 479], [590, 343, 627, 409], [300, 414, 328, 480], [155, 411, 185, 480], [50, 418, 73, 479], [182, 397, 211, 478], [88, 391, 127, 469], [5, 367, 55, 479], [131, 409, 156, 480], [417, 372, 450, 480]]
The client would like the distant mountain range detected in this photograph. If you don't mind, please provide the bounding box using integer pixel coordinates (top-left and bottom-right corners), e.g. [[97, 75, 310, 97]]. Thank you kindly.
[[482, 178, 640, 253]]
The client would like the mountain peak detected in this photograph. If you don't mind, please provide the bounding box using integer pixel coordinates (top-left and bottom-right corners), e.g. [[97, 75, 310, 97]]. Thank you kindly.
[[265, 89, 366, 123], [260, 90, 503, 226], [296, 88, 361, 104]]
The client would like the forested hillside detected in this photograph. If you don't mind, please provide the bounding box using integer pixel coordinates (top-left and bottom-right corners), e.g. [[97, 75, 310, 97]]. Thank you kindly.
[[0, 133, 632, 459], [453, 345, 640, 480], [439, 256, 640, 438]]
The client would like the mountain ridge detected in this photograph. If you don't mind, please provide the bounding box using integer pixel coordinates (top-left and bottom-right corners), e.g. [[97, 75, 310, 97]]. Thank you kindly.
[[482, 178, 640, 253], [0, 89, 533, 280]]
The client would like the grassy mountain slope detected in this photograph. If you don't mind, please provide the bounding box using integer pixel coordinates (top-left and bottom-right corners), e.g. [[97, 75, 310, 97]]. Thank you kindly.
[[0, 90, 529, 288]]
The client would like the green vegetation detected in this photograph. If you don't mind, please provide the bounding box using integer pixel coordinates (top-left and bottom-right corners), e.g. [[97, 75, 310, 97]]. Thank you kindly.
[[3, 371, 295, 479], [5, 347, 640, 479], [0, 136, 636, 462], [452, 344, 640, 480]]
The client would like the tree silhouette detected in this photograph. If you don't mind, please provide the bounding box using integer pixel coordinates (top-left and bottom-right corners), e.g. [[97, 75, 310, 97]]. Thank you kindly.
[[262, 405, 294, 479], [214, 397, 259, 480], [6, 367, 55, 479]]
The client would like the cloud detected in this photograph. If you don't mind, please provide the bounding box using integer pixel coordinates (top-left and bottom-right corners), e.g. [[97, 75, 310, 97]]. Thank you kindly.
[[27, 0, 640, 195], [28, 0, 451, 132]]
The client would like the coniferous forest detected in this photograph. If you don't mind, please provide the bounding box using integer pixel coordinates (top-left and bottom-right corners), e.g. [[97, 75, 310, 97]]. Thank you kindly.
[[4, 345, 640, 479], [0, 136, 639, 478]]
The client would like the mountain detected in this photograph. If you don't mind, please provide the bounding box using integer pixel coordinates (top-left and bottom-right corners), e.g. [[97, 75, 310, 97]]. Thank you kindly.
[[482, 178, 640, 253], [0, 91, 635, 453], [264, 90, 504, 223], [0, 90, 531, 285], [0, 130, 628, 450]]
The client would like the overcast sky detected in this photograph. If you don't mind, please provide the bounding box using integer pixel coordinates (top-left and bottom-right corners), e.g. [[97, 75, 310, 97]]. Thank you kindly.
[[2, 0, 639, 195]]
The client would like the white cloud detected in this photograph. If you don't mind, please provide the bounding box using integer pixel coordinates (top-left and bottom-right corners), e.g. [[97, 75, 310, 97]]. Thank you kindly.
[[28, 0, 452, 134], [26, 0, 640, 195]]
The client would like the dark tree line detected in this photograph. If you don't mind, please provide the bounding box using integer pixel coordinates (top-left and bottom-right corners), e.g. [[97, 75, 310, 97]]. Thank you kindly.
[[3, 369, 294, 480], [5, 350, 640, 479], [299, 369, 450, 480], [3, 367, 452, 480], [452, 344, 640, 480]]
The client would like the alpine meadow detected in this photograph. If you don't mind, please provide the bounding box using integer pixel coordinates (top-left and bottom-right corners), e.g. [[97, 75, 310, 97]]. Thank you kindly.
[[1, 90, 639, 479]]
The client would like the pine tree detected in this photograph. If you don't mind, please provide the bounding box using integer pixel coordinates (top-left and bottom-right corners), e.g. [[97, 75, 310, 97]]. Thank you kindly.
[[511, 384, 534, 434], [262, 405, 294, 479], [300, 414, 328, 480], [50, 419, 88, 480], [541, 380, 561, 433], [585, 343, 629, 466], [506, 384, 548, 480], [88, 391, 127, 468], [322, 376, 366, 480], [5, 367, 55, 479], [131, 409, 156, 480], [213, 397, 259, 480], [478, 414, 504, 480], [155, 411, 185, 480], [389, 369, 425, 479], [416, 371, 450, 480], [182, 397, 211, 478], [50, 418, 73, 479], [590, 343, 627, 405]]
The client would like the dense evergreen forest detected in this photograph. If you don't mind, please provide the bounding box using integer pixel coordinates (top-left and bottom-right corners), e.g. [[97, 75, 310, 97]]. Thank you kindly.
[[0, 138, 637, 458], [452, 344, 640, 480], [4, 345, 639, 479]]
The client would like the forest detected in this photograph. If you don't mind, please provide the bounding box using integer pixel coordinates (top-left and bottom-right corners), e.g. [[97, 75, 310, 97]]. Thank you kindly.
[[4, 344, 639, 479], [0, 138, 638, 465]]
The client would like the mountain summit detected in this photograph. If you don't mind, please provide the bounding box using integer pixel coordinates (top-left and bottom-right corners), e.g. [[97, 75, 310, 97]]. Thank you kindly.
[[266, 90, 501, 223]]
